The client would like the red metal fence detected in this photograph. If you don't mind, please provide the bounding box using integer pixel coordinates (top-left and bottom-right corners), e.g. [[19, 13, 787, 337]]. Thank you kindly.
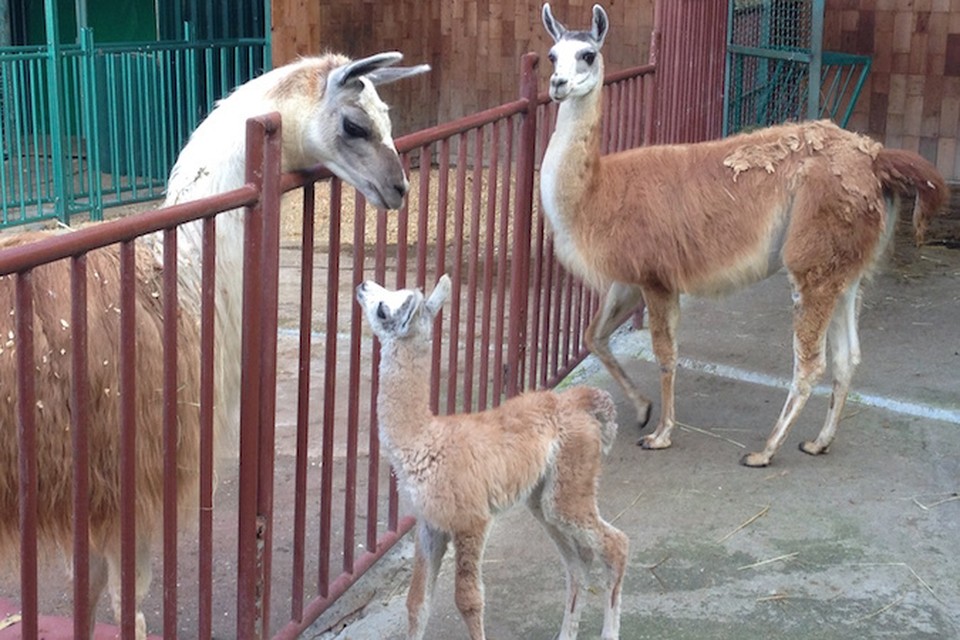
[[0, 52, 656, 639]]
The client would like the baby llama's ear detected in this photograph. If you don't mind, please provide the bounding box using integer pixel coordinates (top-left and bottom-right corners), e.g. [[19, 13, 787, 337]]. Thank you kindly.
[[425, 274, 452, 318]]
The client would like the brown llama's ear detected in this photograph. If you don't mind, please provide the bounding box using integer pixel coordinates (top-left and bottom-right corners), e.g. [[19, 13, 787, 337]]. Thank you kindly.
[[425, 274, 452, 318], [542, 4, 566, 43], [591, 4, 609, 47]]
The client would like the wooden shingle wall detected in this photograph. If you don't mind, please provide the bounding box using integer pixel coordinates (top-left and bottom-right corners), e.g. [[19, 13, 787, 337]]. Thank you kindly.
[[824, 0, 960, 181], [271, 0, 655, 136]]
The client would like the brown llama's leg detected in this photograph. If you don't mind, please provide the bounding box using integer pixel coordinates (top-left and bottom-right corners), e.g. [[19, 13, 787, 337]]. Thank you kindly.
[[406, 521, 450, 640], [87, 549, 110, 638], [527, 484, 587, 640], [742, 279, 838, 467], [638, 286, 680, 450], [105, 535, 152, 640], [586, 282, 652, 427], [452, 528, 489, 640], [801, 279, 863, 456]]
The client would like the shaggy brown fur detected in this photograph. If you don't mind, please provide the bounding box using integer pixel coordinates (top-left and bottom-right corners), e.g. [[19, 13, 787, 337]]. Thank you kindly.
[[357, 276, 628, 640], [541, 4, 949, 467], [0, 231, 201, 636]]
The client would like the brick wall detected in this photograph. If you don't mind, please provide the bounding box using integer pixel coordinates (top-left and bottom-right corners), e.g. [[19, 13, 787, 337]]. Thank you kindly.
[[825, 0, 960, 181], [271, 0, 655, 137]]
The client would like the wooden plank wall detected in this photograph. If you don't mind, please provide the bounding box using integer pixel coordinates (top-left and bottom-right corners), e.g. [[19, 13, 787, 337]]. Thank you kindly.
[[824, 0, 960, 181], [271, 0, 655, 136]]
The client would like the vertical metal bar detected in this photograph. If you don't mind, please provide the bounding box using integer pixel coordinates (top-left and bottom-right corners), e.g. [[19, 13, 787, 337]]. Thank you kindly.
[[256, 112, 283, 639], [198, 216, 216, 640], [319, 179, 342, 597], [79, 28, 102, 220], [492, 119, 513, 402], [415, 145, 432, 290], [162, 227, 179, 639], [396, 153, 411, 289], [368, 207, 387, 551], [445, 132, 468, 414], [291, 182, 315, 621], [462, 126, 484, 412], [16, 271, 38, 640], [478, 120, 499, 409], [809, 0, 824, 121], [237, 117, 266, 640], [119, 239, 137, 639], [344, 193, 366, 573], [70, 255, 91, 640], [506, 52, 538, 398], [43, 0, 67, 222], [429, 138, 450, 411]]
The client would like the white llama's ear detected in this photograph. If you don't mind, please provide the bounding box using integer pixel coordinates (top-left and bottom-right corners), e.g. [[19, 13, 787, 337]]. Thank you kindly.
[[425, 274, 452, 317], [366, 64, 431, 87], [542, 4, 566, 43], [591, 4, 609, 47], [329, 51, 404, 89]]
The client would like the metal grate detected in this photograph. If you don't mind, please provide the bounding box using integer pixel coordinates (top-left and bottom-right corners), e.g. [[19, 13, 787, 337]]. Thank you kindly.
[[724, 0, 871, 135]]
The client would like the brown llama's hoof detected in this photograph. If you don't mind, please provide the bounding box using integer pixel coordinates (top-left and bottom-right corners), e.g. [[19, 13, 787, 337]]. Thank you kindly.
[[739, 451, 772, 467], [637, 433, 671, 450], [637, 403, 653, 429], [799, 440, 829, 456]]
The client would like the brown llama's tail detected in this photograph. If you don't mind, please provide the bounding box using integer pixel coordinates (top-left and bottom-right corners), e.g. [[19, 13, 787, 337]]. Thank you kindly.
[[874, 148, 949, 246], [564, 386, 619, 455]]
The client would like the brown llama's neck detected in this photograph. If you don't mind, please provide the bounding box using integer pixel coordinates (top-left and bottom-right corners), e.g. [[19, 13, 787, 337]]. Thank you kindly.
[[539, 76, 605, 283], [375, 338, 435, 447]]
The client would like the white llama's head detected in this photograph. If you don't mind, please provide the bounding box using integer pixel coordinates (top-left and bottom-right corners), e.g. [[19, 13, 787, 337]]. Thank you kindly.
[[541, 3, 608, 102], [356, 275, 451, 343], [303, 52, 429, 210]]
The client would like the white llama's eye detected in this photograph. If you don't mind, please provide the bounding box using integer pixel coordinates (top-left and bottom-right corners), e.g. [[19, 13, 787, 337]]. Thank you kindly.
[[547, 52, 557, 64], [376, 302, 387, 320], [343, 118, 369, 139], [581, 51, 596, 66]]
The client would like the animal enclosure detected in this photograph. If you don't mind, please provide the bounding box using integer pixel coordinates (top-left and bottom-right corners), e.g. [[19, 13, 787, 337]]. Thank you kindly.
[[0, 53, 655, 639]]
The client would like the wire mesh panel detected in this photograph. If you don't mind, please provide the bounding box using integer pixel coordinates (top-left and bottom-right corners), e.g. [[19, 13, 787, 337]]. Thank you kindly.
[[724, 0, 870, 135]]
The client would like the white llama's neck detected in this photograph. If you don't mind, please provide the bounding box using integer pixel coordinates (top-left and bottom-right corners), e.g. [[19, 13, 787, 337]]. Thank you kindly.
[[539, 80, 604, 282], [375, 339, 435, 454]]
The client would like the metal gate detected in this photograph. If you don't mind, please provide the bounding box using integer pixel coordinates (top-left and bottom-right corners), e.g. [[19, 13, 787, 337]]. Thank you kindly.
[[724, 0, 871, 135]]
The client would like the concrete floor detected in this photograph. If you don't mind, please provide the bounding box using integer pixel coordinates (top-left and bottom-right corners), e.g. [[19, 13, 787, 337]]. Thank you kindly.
[[309, 229, 960, 640]]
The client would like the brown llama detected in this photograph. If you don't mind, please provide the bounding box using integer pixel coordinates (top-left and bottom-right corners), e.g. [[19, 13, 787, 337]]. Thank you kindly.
[[0, 51, 428, 638], [540, 3, 948, 467], [356, 275, 629, 640]]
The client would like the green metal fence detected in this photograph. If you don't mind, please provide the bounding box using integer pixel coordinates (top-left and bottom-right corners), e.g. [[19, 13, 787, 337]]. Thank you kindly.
[[724, 0, 871, 135], [0, 26, 267, 229]]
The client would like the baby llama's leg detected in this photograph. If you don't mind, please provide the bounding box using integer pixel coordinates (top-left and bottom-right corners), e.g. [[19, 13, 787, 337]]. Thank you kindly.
[[406, 521, 450, 640], [452, 526, 490, 640], [528, 483, 587, 640]]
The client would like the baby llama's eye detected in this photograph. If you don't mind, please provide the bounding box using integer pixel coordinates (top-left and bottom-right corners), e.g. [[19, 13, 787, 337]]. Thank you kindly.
[[376, 302, 387, 320], [548, 52, 557, 64], [343, 118, 369, 139]]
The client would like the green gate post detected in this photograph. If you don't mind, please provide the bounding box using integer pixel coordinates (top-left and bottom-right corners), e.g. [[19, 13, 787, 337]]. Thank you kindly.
[[807, 0, 824, 121], [44, 0, 68, 223], [80, 27, 103, 220]]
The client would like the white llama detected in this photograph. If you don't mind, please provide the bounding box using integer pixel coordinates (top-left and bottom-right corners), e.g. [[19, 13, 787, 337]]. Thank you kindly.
[[0, 51, 428, 639], [356, 275, 629, 640], [539, 3, 947, 467]]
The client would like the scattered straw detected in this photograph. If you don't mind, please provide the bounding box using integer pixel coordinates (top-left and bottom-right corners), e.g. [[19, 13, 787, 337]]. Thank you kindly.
[[717, 505, 770, 543], [911, 492, 959, 511], [638, 555, 670, 591], [610, 491, 645, 525], [851, 562, 943, 604], [738, 552, 798, 571], [0, 613, 21, 630], [851, 592, 907, 624], [756, 591, 790, 603], [676, 421, 746, 449]]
